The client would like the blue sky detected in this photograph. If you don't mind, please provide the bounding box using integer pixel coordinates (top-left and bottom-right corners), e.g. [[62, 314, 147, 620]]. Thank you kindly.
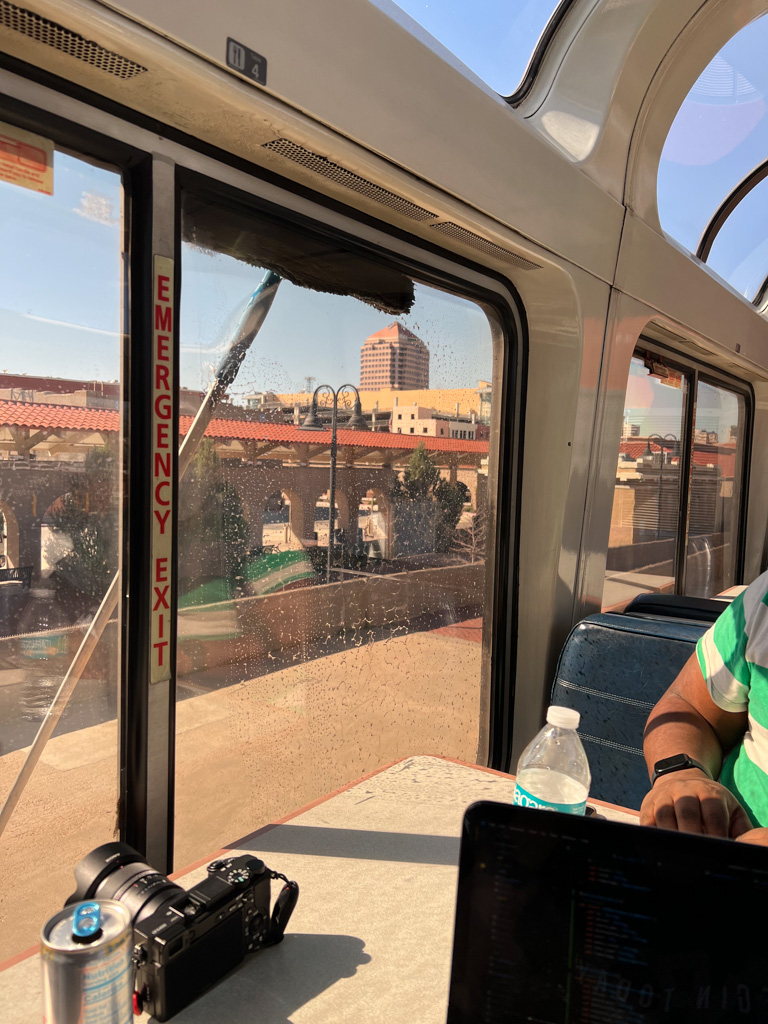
[[1, 5, 766, 392], [180, 247, 493, 398], [658, 13, 768, 297], [0, 155, 122, 382], [0, 149, 493, 396], [390, 0, 562, 95]]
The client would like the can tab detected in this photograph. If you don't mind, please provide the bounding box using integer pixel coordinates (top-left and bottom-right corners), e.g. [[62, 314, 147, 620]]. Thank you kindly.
[[72, 902, 103, 943]]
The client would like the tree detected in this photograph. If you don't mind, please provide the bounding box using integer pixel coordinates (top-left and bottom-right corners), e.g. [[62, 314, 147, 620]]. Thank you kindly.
[[391, 443, 466, 554], [199, 480, 248, 588], [452, 507, 488, 564], [47, 443, 119, 611], [182, 439, 248, 591], [392, 442, 441, 501]]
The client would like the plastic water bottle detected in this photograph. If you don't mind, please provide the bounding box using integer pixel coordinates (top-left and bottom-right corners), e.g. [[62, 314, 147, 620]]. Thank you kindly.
[[18, 587, 69, 720], [512, 706, 591, 815]]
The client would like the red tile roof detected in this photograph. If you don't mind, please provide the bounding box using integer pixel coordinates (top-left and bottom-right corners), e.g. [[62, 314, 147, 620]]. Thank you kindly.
[[0, 401, 119, 432], [0, 401, 489, 455], [619, 439, 737, 476], [180, 416, 488, 454]]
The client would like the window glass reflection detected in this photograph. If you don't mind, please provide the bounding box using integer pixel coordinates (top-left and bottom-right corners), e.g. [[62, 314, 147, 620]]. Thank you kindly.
[[604, 358, 686, 611], [603, 356, 748, 610], [0, 147, 123, 958], [176, 193, 501, 867], [687, 381, 745, 597]]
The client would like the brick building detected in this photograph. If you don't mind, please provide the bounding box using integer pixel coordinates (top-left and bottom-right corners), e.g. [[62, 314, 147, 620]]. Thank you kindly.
[[359, 322, 429, 391]]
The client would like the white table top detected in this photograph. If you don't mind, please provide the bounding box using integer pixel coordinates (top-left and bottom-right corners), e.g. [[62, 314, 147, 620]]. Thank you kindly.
[[1, 756, 638, 1024]]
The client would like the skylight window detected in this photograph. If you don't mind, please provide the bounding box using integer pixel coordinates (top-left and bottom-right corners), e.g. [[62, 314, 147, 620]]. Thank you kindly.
[[706, 176, 768, 301], [658, 15, 768, 257], [390, 0, 572, 98]]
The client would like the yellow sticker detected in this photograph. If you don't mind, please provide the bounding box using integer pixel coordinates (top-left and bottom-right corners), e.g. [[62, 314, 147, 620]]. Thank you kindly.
[[0, 120, 53, 195]]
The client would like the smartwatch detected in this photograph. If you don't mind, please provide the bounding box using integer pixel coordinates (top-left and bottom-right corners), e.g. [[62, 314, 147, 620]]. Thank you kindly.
[[651, 753, 713, 786]]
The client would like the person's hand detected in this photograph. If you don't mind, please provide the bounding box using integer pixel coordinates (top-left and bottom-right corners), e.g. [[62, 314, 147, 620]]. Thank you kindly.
[[736, 828, 768, 846], [639, 768, 752, 837]]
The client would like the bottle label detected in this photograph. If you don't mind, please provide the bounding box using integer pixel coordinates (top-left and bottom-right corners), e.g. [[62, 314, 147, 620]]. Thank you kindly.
[[19, 633, 68, 659], [512, 782, 586, 816]]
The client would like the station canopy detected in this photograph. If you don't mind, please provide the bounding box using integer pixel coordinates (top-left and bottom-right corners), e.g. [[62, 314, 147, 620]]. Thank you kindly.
[[390, 0, 570, 98], [658, 13, 768, 309]]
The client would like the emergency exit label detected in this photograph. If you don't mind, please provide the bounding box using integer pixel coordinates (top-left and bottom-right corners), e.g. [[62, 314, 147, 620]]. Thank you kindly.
[[151, 256, 174, 684], [0, 120, 53, 195]]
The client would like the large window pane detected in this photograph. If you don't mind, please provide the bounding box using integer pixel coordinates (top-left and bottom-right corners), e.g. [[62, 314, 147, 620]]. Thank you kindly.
[[686, 381, 745, 597], [175, 192, 501, 867], [391, 0, 570, 96], [603, 354, 748, 610], [0, 145, 123, 957], [658, 14, 768, 254], [706, 176, 768, 299], [603, 357, 687, 611]]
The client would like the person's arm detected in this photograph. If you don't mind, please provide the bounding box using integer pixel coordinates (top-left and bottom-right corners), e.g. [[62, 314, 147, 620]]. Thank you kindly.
[[640, 652, 751, 837]]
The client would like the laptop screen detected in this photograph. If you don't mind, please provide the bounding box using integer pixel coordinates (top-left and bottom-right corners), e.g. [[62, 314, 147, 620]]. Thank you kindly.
[[447, 801, 768, 1023]]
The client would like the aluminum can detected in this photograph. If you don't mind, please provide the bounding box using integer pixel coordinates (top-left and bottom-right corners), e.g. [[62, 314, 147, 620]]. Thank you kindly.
[[41, 900, 133, 1024]]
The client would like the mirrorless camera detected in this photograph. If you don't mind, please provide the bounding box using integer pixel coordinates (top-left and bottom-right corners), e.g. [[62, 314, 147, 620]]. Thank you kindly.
[[67, 841, 299, 1021]]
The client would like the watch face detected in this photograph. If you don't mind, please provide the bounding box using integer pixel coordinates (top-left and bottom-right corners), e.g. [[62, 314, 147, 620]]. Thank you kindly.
[[656, 754, 691, 773]]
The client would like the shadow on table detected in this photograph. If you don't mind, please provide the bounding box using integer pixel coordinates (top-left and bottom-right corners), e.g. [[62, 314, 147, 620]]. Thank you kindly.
[[148, 932, 371, 1023], [230, 823, 460, 865]]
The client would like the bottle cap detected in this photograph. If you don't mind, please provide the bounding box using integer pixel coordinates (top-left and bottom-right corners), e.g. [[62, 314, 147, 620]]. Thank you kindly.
[[546, 706, 580, 730]]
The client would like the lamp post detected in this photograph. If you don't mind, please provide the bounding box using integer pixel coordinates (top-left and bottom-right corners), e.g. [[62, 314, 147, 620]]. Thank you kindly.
[[300, 383, 369, 583], [646, 433, 678, 541]]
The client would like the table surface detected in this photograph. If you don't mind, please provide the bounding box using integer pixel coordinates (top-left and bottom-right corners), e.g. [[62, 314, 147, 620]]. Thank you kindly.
[[1, 756, 638, 1024]]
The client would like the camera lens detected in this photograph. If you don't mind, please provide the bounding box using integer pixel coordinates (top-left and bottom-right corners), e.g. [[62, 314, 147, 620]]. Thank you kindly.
[[67, 842, 184, 925], [94, 864, 184, 924]]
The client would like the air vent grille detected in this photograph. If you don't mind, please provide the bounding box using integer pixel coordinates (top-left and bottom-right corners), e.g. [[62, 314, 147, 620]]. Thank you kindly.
[[0, 0, 147, 79], [263, 139, 437, 222], [431, 222, 541, 269]]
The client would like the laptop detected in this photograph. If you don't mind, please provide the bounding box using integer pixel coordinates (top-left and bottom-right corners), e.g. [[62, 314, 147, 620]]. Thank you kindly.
[[447, 801, 768, 1023]]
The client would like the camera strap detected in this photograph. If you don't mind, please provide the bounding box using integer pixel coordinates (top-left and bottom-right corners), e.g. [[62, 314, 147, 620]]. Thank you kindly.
[[266, 870, 299, 946]]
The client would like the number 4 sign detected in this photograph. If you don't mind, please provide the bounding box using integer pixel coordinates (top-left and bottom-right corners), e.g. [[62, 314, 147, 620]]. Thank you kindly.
[[226, 37, 267, 86]]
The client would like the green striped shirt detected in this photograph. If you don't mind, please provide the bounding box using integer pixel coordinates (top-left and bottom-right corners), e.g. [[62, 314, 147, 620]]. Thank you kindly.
[[697, 572, 768, 827]]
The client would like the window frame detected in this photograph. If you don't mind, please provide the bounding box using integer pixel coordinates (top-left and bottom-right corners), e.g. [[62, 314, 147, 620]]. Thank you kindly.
[[627, 342, 753, 597], [173, 163, 526, 824], [0, 55, 527, 875], [0, 96, 165, 860], [505, 0, 579, 105]]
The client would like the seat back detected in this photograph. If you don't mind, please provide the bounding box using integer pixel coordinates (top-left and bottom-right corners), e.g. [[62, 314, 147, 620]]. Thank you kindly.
[[623, 592, 731, 623], [550, 613, 708, 810]]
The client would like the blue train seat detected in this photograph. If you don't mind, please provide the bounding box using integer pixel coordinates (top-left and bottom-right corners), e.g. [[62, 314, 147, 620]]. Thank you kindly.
[[550, 613, 709, 810]]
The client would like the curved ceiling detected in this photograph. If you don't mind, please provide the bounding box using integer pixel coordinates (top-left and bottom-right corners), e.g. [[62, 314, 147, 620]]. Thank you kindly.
[[658, 13, 768, 304]]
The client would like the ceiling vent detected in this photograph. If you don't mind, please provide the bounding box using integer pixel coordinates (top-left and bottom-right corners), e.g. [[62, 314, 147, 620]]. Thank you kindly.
[[263, 138, 437, 222], [0, 0, 147, 79], [430, 223, 542, 269]]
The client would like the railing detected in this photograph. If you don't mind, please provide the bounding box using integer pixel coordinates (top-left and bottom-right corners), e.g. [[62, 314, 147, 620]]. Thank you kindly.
[[0, 566, 32, 587], [0, 459, 86, 471]]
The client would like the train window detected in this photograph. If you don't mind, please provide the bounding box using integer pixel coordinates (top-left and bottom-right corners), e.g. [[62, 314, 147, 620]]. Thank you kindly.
[[0, 145, 124, 958], [659, 14, 768, 256], [603, 354, 748, 611], [174, 188, 501, 867], [687, 380, 746, 598], [705, 175, 768, 301], [389, 0, 572, 98]]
